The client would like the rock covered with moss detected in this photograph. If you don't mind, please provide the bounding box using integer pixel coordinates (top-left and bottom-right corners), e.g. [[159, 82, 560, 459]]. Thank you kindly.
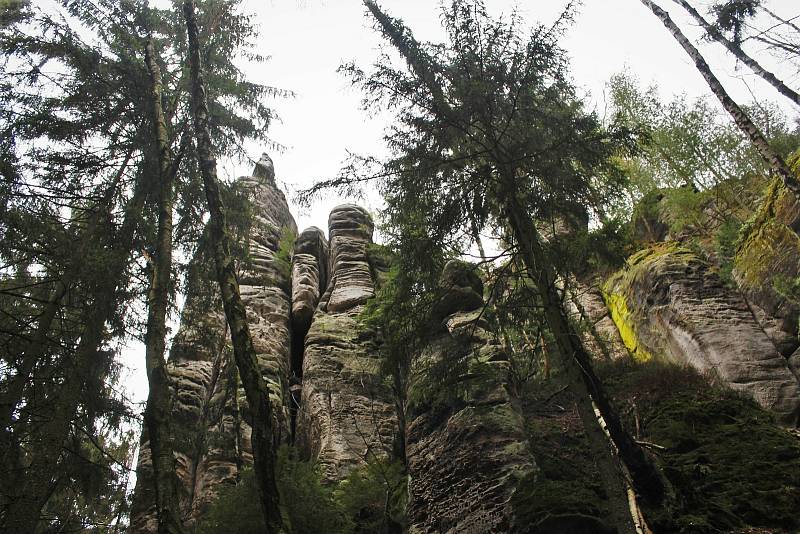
[[405, 262, 535, 533], [734, 173, 800, 357], [296, 204, 397, 481], [603, 360, 800, 533], [604, 243, 800, 424]]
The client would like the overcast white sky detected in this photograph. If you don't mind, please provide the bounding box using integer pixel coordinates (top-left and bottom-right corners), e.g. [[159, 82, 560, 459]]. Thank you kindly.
[[225, 0, 800, 233], [121, 0, 799, 405]]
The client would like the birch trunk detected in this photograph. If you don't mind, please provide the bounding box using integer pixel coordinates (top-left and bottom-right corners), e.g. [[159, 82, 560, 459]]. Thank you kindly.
[[670, 0, 800, 108], [640, 0, 800, 214]]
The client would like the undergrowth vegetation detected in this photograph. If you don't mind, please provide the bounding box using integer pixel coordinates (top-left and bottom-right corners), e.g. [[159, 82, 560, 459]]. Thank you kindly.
[[197, 447, 406, 534], [602, 360, 800, 533]]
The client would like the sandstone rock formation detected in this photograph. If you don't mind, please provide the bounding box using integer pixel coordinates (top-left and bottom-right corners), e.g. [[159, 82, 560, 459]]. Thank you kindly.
[[296, 204, 397, 480], [130, 154, 296, 530], [568, 281, 630, 362], [406, 260, 535, 533], [604, 243, 800, 424], [129, 154, 800, 533]]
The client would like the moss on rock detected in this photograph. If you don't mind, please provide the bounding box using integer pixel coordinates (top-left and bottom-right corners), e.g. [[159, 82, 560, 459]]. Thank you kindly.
[[602, 241, 692, 362], [601, 360, 800, 533], [733, 150, 800, 340]]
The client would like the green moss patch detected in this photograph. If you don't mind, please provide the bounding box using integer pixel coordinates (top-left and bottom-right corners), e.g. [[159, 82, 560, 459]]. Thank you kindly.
[[601, 360, 800, 533], [513, 381, 615, 533]]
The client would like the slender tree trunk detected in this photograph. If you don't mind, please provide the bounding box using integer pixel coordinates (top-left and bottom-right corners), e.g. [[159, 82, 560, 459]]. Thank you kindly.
[[670, 0, 800, 107], [142, 39, 186, 534], [182, 2, 284, 533], [1, 173, 149, 533], [640, 0, 800, 221], [501, 186, 667, 509]]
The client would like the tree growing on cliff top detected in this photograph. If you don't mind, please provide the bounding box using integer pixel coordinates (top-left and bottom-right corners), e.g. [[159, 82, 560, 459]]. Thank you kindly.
[[305, 1, 666, 531]]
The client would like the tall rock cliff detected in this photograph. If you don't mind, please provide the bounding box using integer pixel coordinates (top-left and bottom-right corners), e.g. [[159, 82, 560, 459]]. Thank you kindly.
[[130, 154, 296, 530], [405, 260, 535, 533], [296, 204, 397, 480], [130, 154, 800, 533]]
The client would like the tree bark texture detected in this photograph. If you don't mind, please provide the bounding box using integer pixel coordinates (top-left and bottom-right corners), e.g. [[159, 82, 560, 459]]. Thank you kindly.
[[142, 39, 186, 534], [182, 2, 284, 533]]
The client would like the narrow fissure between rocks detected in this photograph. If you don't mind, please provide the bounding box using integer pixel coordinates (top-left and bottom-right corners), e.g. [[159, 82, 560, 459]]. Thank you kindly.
[[289, 321, 309, 444]]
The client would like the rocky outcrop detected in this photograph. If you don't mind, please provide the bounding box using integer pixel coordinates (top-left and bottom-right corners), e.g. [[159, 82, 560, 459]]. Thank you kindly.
[[129, 153, 800, 533], [604, 243, 800, 424], [130, 154, 297, 531], [291, 227, 328, 335], [296, 204, 396, 480], [568, 281, 629, 362], [406, 260, 535, 533]]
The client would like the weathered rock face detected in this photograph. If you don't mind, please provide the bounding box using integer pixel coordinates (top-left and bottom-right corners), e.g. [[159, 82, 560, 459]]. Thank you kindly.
[[291, 227, 328, 336], [604, 243, 800, 425], [296, 204, 397, 480], [130, 154, 297, 531], [568, 280, 629, 362], [406, 262, 535, 533]]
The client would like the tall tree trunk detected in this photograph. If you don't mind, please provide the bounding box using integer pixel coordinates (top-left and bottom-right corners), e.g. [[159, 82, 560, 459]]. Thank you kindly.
[[142, 39, 186, 534], [1, 173, 149, 533], [365, 1, 665, 523], [670, 0, 800, 108], [182, 2, 284, 533], [500, 182, 665, 525], [640, 0, 800, 226]]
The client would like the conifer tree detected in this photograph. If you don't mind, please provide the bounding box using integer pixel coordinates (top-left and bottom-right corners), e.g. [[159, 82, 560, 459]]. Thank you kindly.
[[0, 1, 284, 528], [307, 2, 669, 529]]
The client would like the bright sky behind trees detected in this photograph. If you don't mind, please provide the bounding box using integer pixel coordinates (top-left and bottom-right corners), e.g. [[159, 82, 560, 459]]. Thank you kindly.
[[229, 0, 798, 233]]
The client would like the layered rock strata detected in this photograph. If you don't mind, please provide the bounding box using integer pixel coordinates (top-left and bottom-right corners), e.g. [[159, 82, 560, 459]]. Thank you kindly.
[[406, 260, 535, 533], [296, 204, 397, 480], [130, 154, 297, 530], [604, 243, 800, 424]]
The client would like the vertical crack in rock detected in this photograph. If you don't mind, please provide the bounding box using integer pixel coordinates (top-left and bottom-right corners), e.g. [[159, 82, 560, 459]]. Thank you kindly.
[[130, 154, 297, 531], [296, 204, 397, 481], [289, 227, 328, 443]]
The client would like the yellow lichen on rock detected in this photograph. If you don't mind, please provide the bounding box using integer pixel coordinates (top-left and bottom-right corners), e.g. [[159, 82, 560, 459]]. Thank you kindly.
[[602, 289, 652, 362]]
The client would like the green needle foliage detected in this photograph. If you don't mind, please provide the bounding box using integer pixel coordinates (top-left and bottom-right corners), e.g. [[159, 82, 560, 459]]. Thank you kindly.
[[0, 0, 288, 529]]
